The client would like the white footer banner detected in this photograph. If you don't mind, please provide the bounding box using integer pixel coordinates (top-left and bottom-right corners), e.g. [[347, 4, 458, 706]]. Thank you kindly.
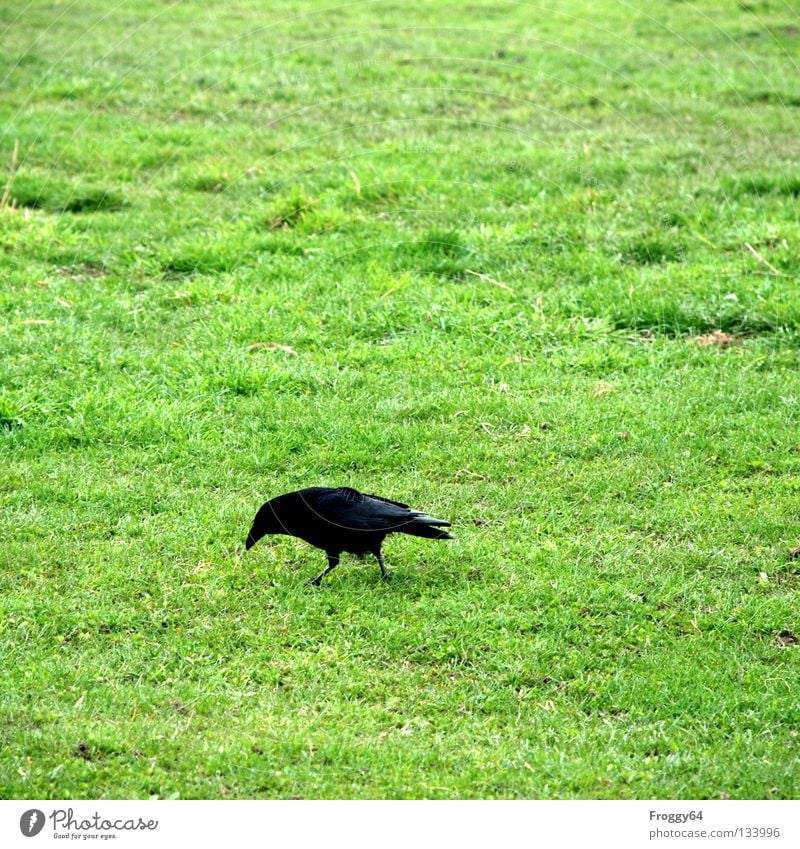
[[2, 800, 797, 849]]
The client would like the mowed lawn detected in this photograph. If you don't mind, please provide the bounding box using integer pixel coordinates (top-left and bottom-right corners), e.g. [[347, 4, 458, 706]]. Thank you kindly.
[[2, 0, 800, 799]]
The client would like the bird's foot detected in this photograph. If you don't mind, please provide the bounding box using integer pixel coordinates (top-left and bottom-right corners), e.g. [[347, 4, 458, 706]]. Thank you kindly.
[[309, 577, 322, 587], [381, 571, 392, 582]]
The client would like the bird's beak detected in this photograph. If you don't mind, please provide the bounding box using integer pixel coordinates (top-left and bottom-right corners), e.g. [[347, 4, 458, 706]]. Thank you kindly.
[[245, 532, 256, 550]]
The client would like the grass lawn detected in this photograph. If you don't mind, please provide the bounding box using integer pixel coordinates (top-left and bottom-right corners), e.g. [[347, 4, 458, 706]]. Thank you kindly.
[[2, 0, 800, 799]]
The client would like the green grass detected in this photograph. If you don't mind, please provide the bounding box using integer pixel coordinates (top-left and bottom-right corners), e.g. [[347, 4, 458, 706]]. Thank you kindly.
[[2, 0, 800, 799]]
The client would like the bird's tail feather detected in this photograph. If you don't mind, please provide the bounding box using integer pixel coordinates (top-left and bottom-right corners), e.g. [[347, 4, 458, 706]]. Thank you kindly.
[[412, 513, 450, 526], [401, 518, 453, 540]]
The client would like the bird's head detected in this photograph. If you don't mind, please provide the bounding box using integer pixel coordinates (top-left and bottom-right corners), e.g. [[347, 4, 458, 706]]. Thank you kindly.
[[244, 500, 286, 550]]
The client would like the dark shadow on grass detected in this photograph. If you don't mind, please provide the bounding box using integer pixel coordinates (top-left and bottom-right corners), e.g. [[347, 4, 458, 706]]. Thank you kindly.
[[9, 173, 125, 213]]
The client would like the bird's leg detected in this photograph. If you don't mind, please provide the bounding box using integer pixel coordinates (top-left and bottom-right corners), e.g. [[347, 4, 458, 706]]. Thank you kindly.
[[311, 553, 339, 586], [376, 550, 390, 581]]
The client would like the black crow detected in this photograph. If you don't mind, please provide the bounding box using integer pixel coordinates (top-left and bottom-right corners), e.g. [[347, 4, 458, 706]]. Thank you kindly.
[[245, 486, 452, 585]]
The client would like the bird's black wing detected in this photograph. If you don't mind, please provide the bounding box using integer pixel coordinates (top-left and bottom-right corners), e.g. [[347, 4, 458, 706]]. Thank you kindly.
[[307, 487, 415, 531], [338, 486, 410, 510], [311, 487, 450, 534]]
